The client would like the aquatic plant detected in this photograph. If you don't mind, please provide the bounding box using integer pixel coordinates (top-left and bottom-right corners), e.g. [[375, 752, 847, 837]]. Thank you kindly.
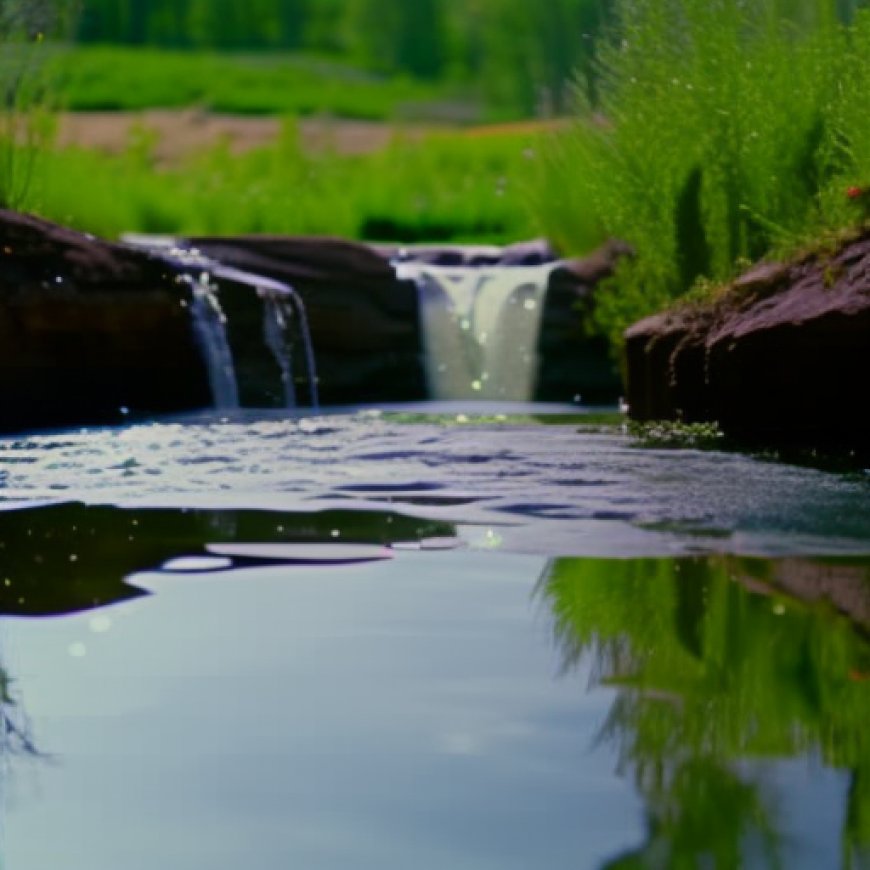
[[628, 420, 724, 450]]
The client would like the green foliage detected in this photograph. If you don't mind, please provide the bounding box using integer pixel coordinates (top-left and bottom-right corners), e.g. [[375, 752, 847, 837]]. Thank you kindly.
[[536, 0, 870, 349], [65, 0, 612, 120], [46, 46, 451, 118], [0, 1, 72, 208], [22, 124, 541, 242]]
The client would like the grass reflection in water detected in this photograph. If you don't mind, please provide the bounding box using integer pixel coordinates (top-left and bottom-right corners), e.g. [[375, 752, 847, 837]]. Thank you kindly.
[[539, 555, 870, 869]]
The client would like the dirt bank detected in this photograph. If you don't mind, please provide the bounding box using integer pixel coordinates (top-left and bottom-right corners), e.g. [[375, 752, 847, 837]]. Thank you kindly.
[[624, 231, 870, 455]]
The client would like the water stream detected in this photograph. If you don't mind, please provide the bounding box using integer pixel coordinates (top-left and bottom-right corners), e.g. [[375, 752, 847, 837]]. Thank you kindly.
[[1, 408, 869, 868], [180, 271, 240, 409], [396, 262, 556, 400], [124, 237, 320, 410], [4, 243, 870, 869]]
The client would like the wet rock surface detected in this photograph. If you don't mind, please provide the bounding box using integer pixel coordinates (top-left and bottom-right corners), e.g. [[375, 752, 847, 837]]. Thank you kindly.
[[0, 210, 210, 432], [625, 231, 870, 453], [189, 235, 428, 406], [1, 210, 625, 427]]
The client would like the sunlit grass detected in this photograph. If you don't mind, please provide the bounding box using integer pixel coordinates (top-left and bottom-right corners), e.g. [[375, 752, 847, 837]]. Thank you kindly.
[[46, 45, 470, 120], [24, 122, 543, 242], [535, 0, 870, 348]]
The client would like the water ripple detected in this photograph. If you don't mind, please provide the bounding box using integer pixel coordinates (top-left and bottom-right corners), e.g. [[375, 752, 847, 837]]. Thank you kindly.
[[0, 411, 868, 557]]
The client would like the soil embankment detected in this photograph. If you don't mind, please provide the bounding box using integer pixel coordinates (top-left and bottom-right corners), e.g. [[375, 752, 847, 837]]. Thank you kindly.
[[625, 232, 870, 455]]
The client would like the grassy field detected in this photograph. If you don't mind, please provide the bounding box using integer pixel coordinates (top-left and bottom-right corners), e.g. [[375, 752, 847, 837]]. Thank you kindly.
[[25, 122, 544, 243], [45, 45, 482, 121]]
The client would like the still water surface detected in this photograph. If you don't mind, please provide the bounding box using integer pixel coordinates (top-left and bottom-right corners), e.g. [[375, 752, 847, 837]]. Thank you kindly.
[[1, 408, 869, 868]]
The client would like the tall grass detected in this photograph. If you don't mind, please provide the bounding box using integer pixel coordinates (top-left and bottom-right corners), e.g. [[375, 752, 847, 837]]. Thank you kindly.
[[536, 0, 870, 348], [25, 122, 541, 242], [0, 2, 72, 208]]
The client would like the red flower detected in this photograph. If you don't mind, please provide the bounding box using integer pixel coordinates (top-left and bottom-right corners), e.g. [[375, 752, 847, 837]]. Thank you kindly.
[[846, 185, 866, 199]]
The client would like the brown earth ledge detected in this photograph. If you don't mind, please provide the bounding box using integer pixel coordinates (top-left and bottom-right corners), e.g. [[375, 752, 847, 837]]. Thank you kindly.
[[0, 209, 211, 432], [625, 232, 870, 453], [2, 209, 628, 432]]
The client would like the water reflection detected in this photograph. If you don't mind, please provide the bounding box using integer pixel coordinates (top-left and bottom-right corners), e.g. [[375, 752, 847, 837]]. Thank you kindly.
[[538, 555, 870, 869], [0, 502, 455, 617]]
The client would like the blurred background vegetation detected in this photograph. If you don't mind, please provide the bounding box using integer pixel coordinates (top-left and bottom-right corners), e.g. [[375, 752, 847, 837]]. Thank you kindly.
[[4, 0, 870, 350], [61, 0, 611, 118]]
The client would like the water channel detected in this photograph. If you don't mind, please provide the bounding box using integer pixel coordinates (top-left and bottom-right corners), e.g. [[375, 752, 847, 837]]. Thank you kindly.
[[1, 407, 869, 869]]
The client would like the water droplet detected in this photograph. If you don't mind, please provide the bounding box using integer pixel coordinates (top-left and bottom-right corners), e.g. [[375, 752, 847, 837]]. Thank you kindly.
[[69, 642, 87, 658], [471, 380, 482, 392], [523, 300, 537, 311]]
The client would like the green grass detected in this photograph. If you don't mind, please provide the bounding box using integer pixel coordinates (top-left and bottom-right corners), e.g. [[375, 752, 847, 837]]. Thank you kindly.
[[23, 122, 542, 242], [534, 0, 870, 349], [45, 45, 477, 120]]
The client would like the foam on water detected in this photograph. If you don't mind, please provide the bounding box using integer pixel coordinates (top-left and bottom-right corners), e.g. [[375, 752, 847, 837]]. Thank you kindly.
[[397, 263, 557, 400]]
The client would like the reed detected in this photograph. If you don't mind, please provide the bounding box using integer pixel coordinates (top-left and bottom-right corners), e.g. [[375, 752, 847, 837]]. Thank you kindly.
[[536, 0, 870, 348]]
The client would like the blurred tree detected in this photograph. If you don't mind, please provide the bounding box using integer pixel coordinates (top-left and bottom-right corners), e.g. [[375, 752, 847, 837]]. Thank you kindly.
[[68, 0, 616, 116]]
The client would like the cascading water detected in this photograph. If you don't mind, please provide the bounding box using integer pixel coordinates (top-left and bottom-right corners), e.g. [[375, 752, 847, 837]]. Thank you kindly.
[[212, 264, 320, 410], [262, 294, 297, 408], [123, 237, 319, 410], [179, 271, 240, 410], [396, 262, 558, 400]]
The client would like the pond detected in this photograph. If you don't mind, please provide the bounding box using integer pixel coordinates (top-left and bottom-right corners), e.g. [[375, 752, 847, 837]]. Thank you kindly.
[[1, 406, 869, 869]]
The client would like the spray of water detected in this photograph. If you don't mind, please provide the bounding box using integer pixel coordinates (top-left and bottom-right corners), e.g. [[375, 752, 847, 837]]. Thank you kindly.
[[123, 238, 320, 410], [397, 263, 558, 400], [179, 271, 240, 410]]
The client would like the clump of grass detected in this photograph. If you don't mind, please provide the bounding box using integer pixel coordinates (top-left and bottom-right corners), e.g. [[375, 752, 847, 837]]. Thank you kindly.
[[628, 419, 725, 450], [23, 122, 541, 242], [536, 0, 870, 350]]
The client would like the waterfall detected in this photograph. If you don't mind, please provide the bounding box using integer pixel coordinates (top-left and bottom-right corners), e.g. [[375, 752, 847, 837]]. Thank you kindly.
[[123, 237, 319, 410], [212, 264, 320, 410], [262, 294, 297, 408], [396, 263, 558, 400], [180, 272, 240, 410]]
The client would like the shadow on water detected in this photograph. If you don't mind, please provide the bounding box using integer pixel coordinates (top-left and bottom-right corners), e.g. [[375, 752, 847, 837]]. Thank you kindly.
[[0, 502, 456, 618], [538, 555, 870, 869]]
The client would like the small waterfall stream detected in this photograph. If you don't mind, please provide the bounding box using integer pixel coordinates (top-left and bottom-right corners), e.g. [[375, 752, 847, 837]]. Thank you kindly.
[[125, 234, 563, 408], [179, 271, 240, 410], [211, 264, 320, 409], [396, 262, 558, 400], [125, 238, 320, 410]]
